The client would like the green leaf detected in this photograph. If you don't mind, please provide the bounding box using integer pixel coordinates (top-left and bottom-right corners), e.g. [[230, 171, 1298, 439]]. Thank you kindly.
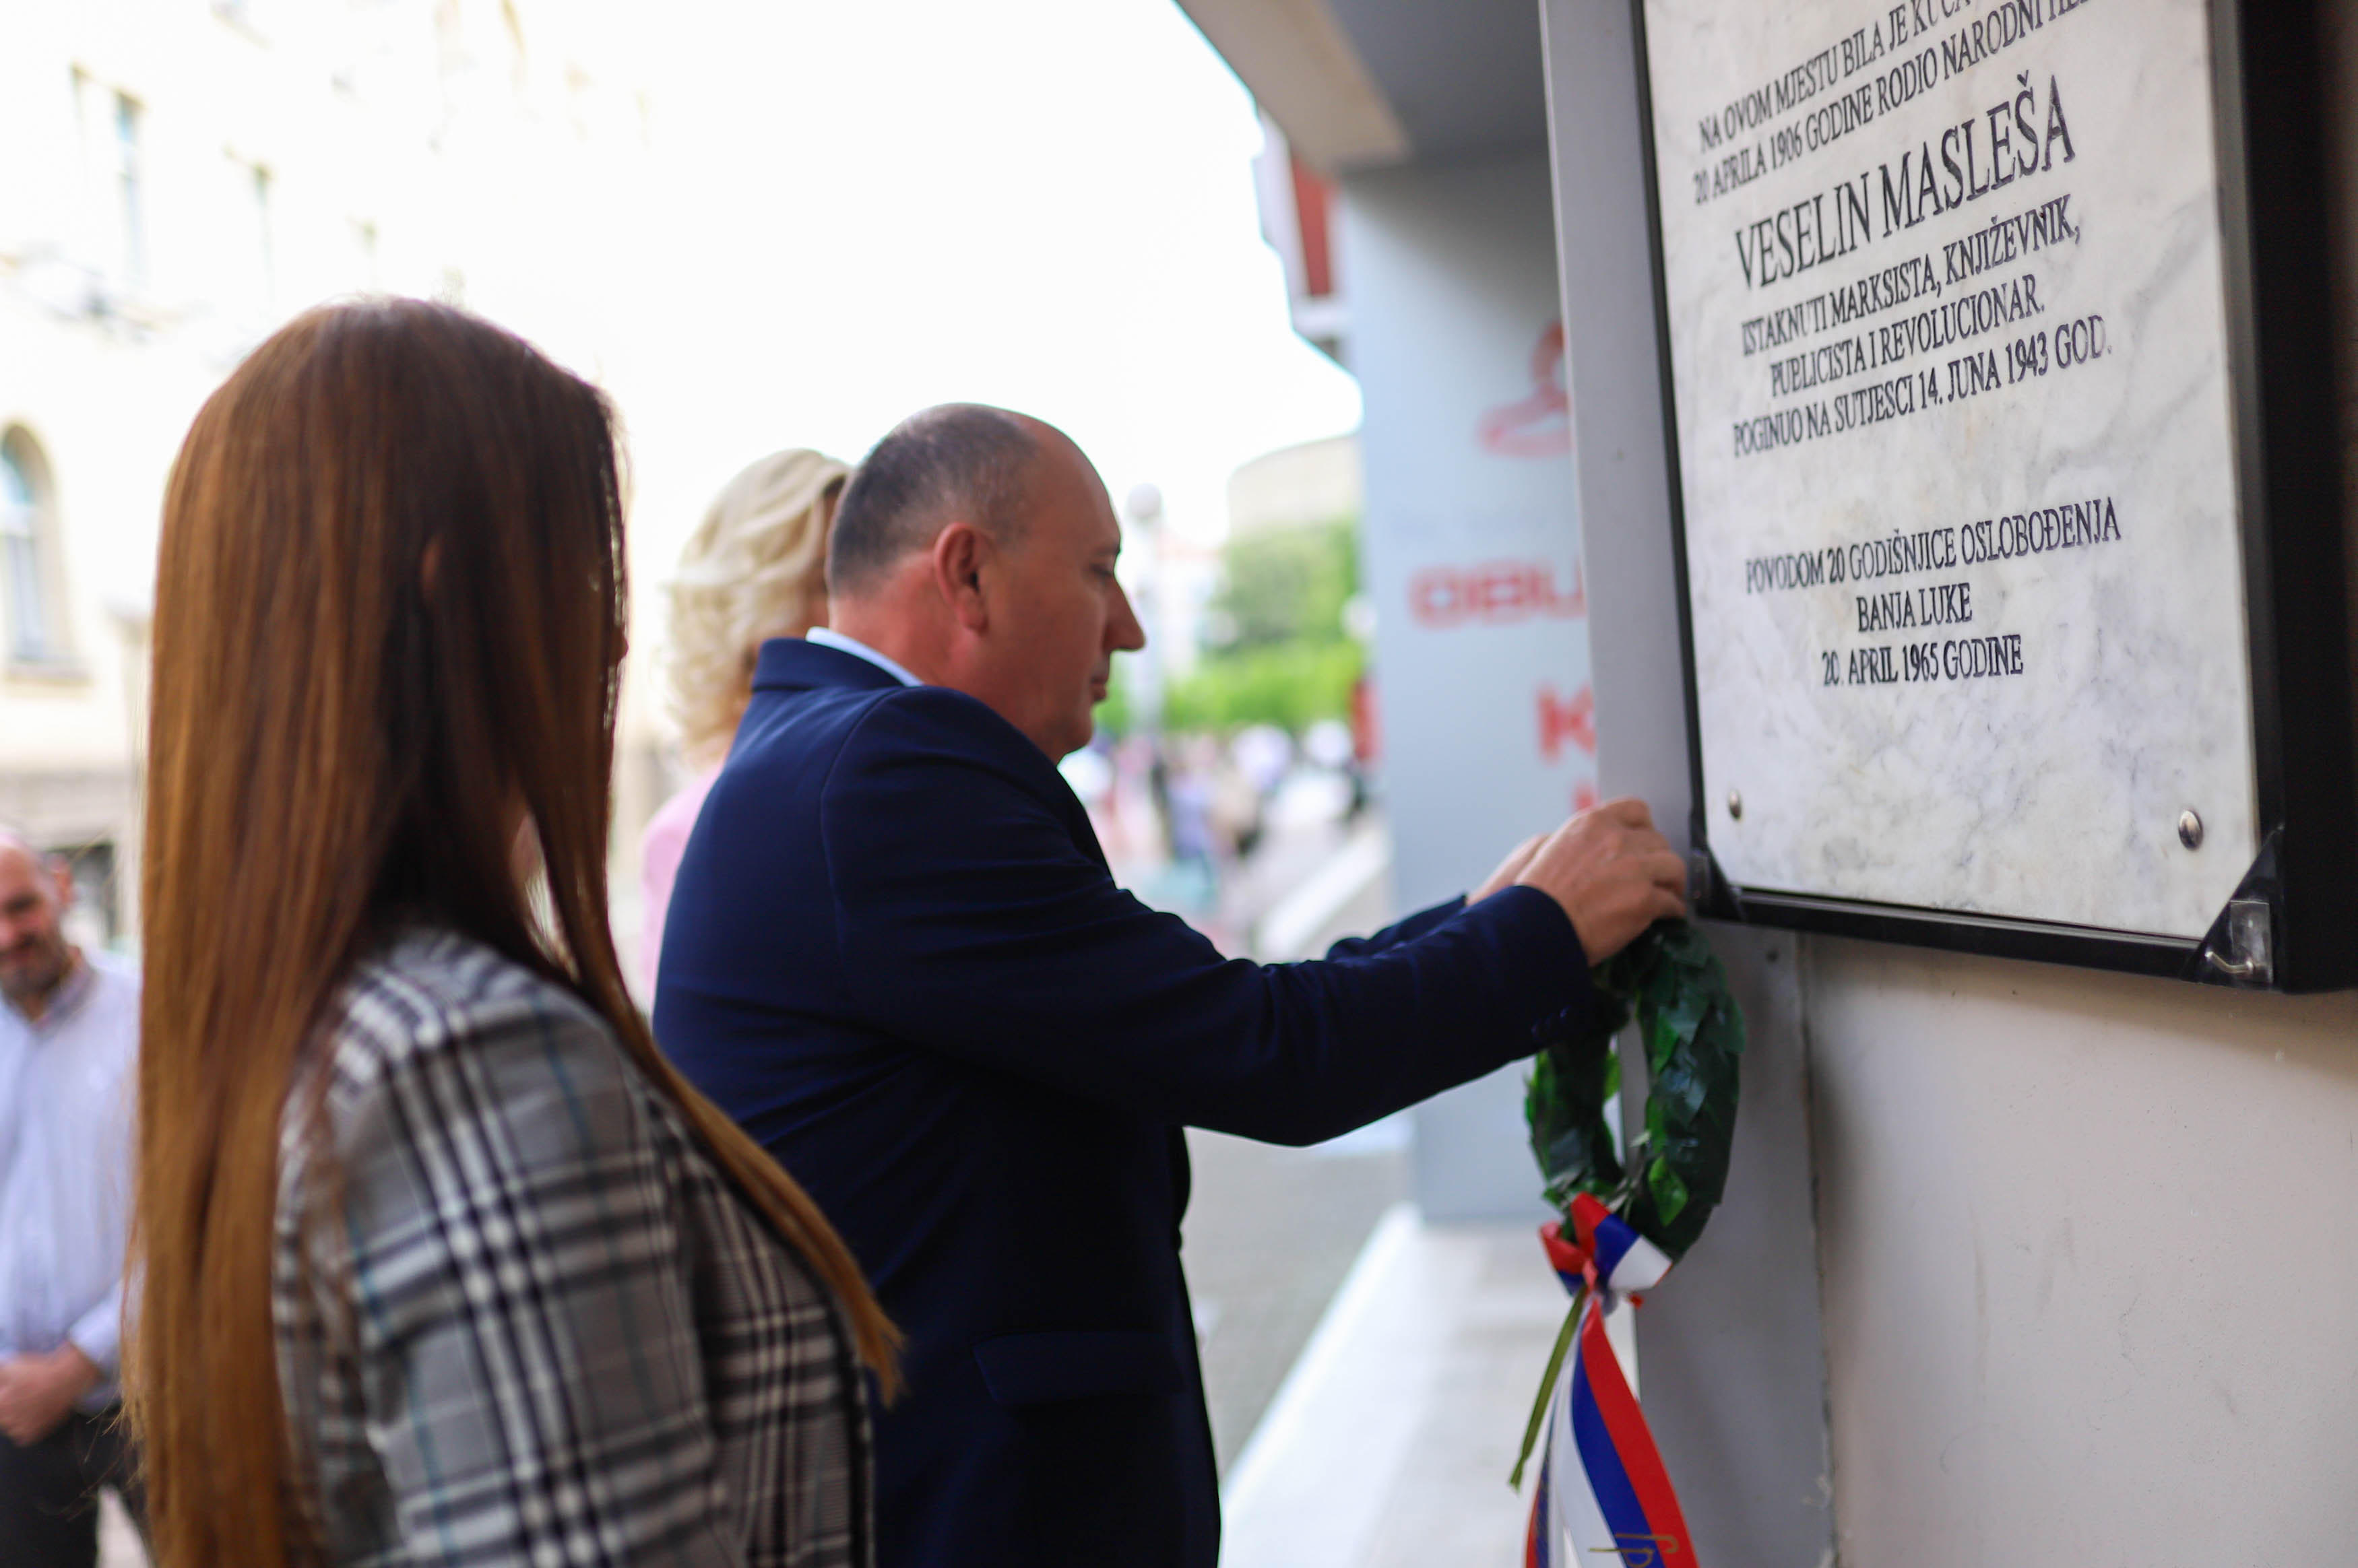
[[1648, 1155, 1690, 1225], [1514, 918, 1744, 1263], [1655, 985, 1710, 1041]]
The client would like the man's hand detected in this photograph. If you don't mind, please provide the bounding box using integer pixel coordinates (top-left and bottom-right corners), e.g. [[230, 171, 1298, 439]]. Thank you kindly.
[[1471, 833, 1548, 903], [0, 1344, 99, 1445], [1514, 797, 1688, 962]]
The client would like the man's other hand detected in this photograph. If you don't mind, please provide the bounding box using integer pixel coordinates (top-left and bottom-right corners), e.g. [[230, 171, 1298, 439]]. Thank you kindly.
[[1471, 833, 1548, 903], [1514, 797, 1688, 962], [0, 1344, 99, 1445]]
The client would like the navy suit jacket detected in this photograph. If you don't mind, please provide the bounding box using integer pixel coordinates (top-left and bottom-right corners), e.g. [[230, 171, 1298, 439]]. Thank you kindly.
[[654, 639, 1597, 1568]]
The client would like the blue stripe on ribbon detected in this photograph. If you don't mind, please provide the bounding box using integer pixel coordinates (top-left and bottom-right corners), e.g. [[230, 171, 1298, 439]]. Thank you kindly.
[[1591, 1213, 1638, 1291], [1571, 1342, 1655, 1550], [1531, 1438, 1552, 1568]]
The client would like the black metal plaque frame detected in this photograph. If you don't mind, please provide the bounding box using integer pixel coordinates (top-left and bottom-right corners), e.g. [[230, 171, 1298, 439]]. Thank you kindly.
[[1627, 0, 2358, 990]]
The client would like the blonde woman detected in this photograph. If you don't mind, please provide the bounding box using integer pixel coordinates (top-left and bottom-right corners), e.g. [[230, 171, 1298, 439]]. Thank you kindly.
[[641, 450, 851, 992]]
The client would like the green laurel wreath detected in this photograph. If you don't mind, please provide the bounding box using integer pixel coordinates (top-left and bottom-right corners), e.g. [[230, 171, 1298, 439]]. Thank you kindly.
[[1527, 919, 1746, 1260], [1509, 919, 1746, 1488]]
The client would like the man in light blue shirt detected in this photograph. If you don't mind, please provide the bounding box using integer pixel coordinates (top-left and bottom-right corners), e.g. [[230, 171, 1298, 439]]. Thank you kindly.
[[0, 828, 144, 1567]]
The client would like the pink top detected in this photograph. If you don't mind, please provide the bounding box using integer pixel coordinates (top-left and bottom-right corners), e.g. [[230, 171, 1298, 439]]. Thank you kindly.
[[638, 765, 722, 996]]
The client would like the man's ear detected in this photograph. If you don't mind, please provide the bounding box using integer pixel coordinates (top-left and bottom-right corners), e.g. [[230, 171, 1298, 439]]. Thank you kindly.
[[932, 521, 991, 633]]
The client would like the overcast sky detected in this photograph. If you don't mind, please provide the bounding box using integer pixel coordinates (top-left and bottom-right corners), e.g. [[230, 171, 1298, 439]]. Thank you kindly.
[[561, 0, 1362, 579]]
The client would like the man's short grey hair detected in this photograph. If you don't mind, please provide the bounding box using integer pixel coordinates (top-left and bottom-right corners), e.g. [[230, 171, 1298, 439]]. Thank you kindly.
[[827, 404, 1040, 596]]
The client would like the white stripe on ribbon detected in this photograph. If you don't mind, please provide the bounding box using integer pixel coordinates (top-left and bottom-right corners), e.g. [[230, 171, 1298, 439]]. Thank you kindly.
[[1600, 1227, 1673, 1301], [1545, 1336, 1619, 1563]]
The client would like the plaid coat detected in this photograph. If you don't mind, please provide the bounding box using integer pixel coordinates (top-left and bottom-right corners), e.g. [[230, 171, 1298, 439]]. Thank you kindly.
[[273, 929, 872, 1567]]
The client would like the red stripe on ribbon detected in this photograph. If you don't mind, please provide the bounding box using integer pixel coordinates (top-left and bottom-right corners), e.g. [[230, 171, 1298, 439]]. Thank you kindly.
[[1570, 1191, 1610, 1251], [1541, 1220, 1590, 1284], [1576, 1302, 1696, 1562]]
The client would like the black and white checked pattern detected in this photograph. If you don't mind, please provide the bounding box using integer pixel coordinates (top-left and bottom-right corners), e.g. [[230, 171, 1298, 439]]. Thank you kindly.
[[272, 929, 872, 1567]]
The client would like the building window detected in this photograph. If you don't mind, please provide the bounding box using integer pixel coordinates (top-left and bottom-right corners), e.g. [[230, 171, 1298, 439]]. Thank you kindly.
[[112, 92, 146, 287], [253, 164, 273, 302], [55, 839, 119, 949], [228, 154, 275, 317], [0, 432, 59, 665], [75, 72, 146, 289], [352, 218, 380, 290]]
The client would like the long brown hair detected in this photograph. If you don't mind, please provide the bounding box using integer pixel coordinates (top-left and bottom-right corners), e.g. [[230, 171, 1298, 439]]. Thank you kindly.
[[132, 300, 897, 1568]]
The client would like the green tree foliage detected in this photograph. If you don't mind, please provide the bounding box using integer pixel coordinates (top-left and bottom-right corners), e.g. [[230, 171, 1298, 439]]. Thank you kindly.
[[1207, 517, 1358, 652], [1116, 517, 1362, 736], [1094, 668, 1135, 737], [1161, 641, 1362, 734]]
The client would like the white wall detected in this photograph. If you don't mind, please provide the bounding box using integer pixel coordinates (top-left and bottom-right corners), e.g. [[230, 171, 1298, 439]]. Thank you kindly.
[[1540, 0, 2358, 1560], [1337, 152, 1599, 1220], [1807, 944, 2358, 1564]]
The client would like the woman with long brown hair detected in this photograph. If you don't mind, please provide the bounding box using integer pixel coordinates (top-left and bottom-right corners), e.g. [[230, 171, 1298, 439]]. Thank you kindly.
[[131, 299, 897, 1567]]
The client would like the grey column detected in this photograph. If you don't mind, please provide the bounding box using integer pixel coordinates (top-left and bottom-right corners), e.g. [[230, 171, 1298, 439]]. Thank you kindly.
[[1537, 0, 1838, 1561]]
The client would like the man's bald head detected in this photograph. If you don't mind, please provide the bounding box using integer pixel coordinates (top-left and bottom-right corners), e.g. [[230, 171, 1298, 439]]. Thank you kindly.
[[818, 401, 1144, 760], [827, 404, 1045, 598], [0, 824, 49, 890], [0, 824, 75, 1018]]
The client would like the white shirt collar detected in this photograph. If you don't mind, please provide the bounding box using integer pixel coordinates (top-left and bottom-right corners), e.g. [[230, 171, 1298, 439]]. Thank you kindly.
[[805, 626, 923, 688]]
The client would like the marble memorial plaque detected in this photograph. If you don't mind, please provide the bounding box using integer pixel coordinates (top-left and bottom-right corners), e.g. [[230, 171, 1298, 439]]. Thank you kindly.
[[1639, 0, 2258, 940]]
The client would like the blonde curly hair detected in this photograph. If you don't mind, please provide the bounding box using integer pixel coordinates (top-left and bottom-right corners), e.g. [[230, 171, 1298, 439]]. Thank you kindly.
[[666, 448, 851, 764]]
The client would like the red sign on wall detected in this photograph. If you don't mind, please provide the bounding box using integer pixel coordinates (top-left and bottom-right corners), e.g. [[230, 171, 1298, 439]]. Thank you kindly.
[[1537, 682, 1596, 763], [1476, 321, 1571, 458], [1541, 684, 1600, 814], [1409, 560, 1587, 629]]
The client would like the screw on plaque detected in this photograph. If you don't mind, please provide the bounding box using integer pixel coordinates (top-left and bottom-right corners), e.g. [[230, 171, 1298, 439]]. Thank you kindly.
[[2178, 810, 2204, 850], [1727, 789, 1743, 821]]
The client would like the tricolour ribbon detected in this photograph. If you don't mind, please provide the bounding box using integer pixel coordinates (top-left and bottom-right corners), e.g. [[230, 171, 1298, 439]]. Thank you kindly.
[[1521, 1194, 1695, 1568]]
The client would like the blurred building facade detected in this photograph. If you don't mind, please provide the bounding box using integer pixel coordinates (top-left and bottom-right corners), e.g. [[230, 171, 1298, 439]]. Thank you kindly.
[[1197, 11, 1602, 1226], [1225, 431, 1360, 539], [1183, 3, 2358, 1564], [0, 0, 656, 948]]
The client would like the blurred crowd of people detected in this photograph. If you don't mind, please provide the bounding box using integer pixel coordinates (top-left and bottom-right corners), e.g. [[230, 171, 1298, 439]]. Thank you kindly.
[[1059, 719, 1367, 917]]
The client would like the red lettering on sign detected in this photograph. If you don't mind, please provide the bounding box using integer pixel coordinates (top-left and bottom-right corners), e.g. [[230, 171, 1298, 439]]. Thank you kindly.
[[1572, 780, 1599, 814], [1538, 683, 1596, 762], [1477, 321, 1572, 458], [1408, 560, 1587, 628]]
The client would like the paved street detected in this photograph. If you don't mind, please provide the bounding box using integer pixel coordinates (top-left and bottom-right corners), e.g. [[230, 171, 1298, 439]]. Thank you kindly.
[[1182, 1120, 1411, 1474], [1159, 806, 1422, 1478], [1217, 1212, 1572, 1568]]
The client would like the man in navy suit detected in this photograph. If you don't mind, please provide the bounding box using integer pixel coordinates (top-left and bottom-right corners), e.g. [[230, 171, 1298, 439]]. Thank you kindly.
[[654, 404, 1686, 1568]]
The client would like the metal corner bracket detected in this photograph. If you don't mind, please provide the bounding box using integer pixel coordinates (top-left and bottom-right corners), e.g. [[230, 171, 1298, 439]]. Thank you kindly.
[[2190, 828, 2282, 989]]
